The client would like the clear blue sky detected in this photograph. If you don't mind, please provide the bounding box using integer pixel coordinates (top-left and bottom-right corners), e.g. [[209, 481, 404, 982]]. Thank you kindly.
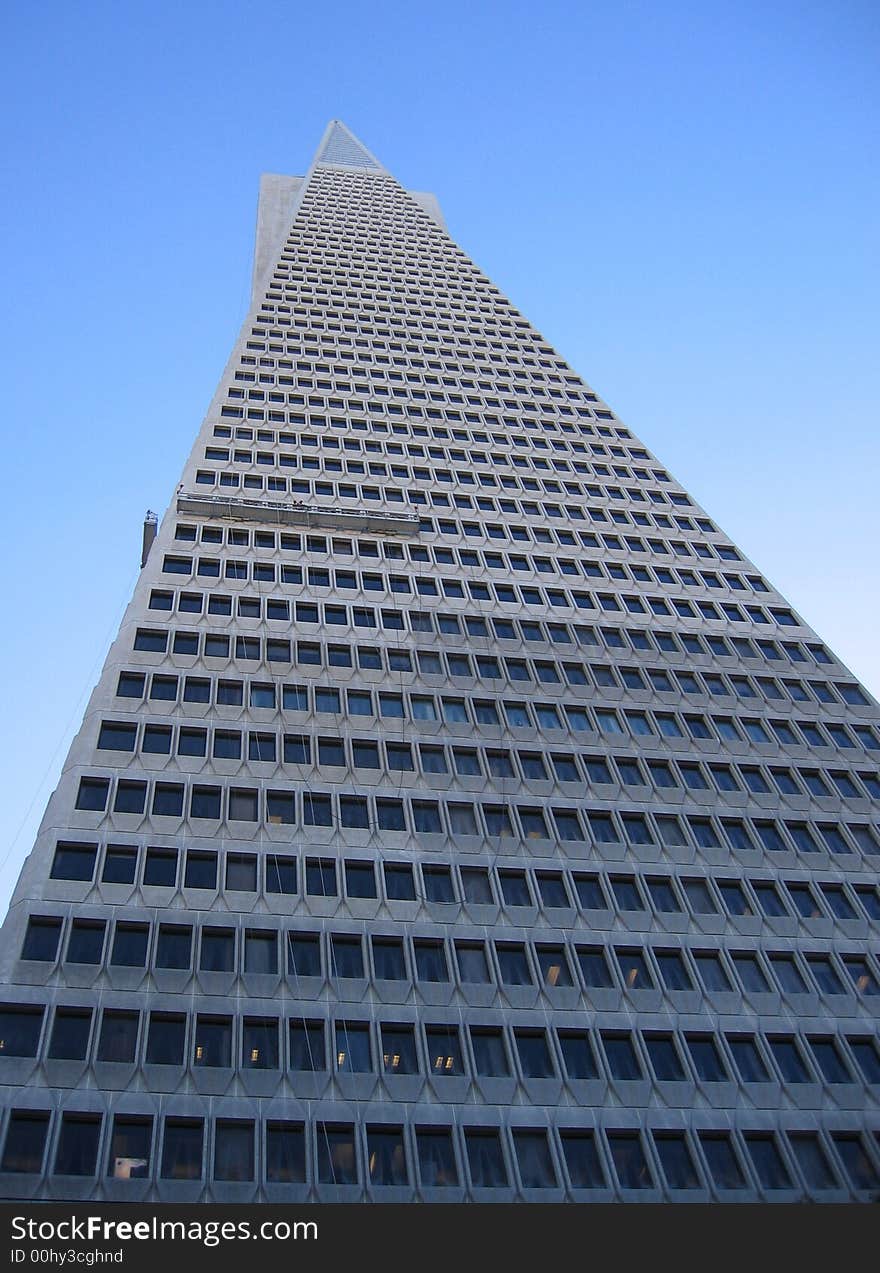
[[1, 0, 878, 918]]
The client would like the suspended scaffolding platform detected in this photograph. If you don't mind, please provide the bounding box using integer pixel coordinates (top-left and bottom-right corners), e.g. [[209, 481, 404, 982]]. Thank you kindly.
[[176, 490, 421, 535]]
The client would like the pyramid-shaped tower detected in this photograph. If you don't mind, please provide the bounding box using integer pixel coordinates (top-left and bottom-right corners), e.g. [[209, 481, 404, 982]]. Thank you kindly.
[[1, 121, 878, 1202]]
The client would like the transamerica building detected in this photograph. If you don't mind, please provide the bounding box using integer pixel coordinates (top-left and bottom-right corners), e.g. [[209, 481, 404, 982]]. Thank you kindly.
[[0, 120, 878, 1202]]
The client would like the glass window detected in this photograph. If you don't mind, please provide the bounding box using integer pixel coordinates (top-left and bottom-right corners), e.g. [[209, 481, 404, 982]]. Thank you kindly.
[[607, 1132, 652, 1189], [54, 1115, 101, 1176], [699, 1134, 746, 1190], [335, 1023, 372, 1074], [266, 1122, 306, 1183], [160, 1120, 203, 1181], [744, 1135, 792, 1190], [200, 928, 234, 973], [289, 1020, 325, 1071], [465, 1129, 508, 1187], [417, 1129, 458, 1187]]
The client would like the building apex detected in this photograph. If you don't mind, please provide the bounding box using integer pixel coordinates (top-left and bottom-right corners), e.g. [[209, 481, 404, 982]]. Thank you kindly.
[[314, 119, 387, 173]]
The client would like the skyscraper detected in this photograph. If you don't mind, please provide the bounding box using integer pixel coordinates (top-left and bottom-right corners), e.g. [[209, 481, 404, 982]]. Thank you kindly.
[[1, 119, 878, 1202]]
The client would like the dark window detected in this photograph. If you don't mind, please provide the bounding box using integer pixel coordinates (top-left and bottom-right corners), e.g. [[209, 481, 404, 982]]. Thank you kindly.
[[51, 842, 97, 881], [96, 1011, 138, 1064], [48, 1009, 92, 1060], [514, 1129, 557, 1188], [306, 859, 337, 896], [470, 1028, 509, 1076], [0, 1006, 43, 1056], [110, 924, 148, 967], [54, 1115, 101, 1176], [184, 852, 217, 890], [289, 1020, 325, 1071], [372, 938, 407, 981], [287, 933, 321, 978], [155, 925, 191, 969], [226, 854, 257, 892], [102, 846, 137, 884], [21, 917, 62, 962], [242, 1018, 278, 1070], [607, 1131, 652, 1189], [700, 1134, 746, 1190], [560, 1131, 605, 1188], [266, 1122, 306, 1183], [465, 1129, 508, 1187], [266, 855, 297, 894], [107, 1117, 151, 1179], [161, 1119, 203, 1180], [190, 786, 221, 819], [654, 1133, 700, 1190], [417, 1129, 458, 1187], [515, 1030, 555, 1078], [316, 1124, 358, 1185], [193, 1016, 231, 1067], [200, 928, 234, 973], [244, 930, 277, 974], [214, 1121, 254, 1182], [744, 1135, 793, 1190], [2, 1111, 50, 1173], [143, 848, 177, 888], [146, 1014, 185, 1065]]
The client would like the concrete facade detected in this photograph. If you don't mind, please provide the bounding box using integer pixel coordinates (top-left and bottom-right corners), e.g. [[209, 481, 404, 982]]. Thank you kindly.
[[0, 119, 878, 1202]]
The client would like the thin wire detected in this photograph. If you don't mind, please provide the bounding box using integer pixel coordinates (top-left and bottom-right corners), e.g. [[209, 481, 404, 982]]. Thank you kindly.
[[0, 564, 141, 880]]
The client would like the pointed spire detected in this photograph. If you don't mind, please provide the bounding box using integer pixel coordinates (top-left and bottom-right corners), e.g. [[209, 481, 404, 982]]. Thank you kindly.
[[314, 120, 386, 172]]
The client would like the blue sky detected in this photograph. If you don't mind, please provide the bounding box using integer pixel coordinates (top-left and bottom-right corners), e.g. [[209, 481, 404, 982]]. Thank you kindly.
[[0, 0, 877, 916]]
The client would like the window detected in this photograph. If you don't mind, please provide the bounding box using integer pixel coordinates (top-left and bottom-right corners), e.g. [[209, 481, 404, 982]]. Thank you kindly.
[[0, 1005, 42, 1057], [102, 846, 137, 884], [143, 848, 177, 888], [833, 1135, 880, 1192], [110, 923, 148, 968], [727, 1036, 771, 1083], [193, 1016, 232, 1067], [244, 930, 277, 975], [287, 933, 321, 978], [656, 951, 693, 992], [686, 1035, 728, 1082], [417, 1129, 458, 1187], [607, 1131, 652, 1189], [367, 1126, 408, 1186], [266, 1123, 306, 1183], [465, 1129, 508, 1187], [198, 927, 233, 974], [514, 1130, 557, 1188], [54, 1115, 101, 1176], [214, 1121, 254, 1182], [22, 917, 62, 962], [335, 1023, 371, 1074], [146, 1013, 185, 1065], [306, 858, 337, 896], [515, 1030, 555, 1078], [744, 1135, 792, 1190], [52, 842, 98, 882], [644, 1034, 686, 1082], [161, 1119, 203, 1180], [381, 1025, 418, 1074], [289, 1020, 325, 1071], [788, 1134, 838, 1191], [699, 1134, 746, 1190], [560, 1131, 605, 1189], [48, 1008, 92, 1060], [2, 1112, 50, 1174], [654, 1134, 700, 1190], [155, 925, 191, 970], [96, 1010, 138, 1064], [373, 938, 407, 981]]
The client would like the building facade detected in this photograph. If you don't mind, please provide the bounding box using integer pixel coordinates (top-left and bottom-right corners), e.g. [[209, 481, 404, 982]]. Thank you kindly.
[[1, 121, 878, 1202]]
